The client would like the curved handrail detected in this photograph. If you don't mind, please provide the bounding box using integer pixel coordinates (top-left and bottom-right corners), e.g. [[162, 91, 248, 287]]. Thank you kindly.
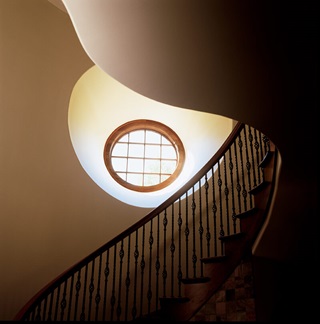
[[14, 121, 271, 321]]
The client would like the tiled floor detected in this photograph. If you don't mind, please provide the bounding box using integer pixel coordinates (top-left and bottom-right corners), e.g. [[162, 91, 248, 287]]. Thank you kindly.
[[190, 256, 256, 322]]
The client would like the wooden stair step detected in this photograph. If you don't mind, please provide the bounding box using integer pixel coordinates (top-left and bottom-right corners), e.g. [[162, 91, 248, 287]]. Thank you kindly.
[[181, 276, 211, 284], [201, 255, 227, 264], [249, 180, 270, 195], [160, 297, 189, 304], [236, 207, 259, 219], [219, 232, 245, 242], [132, 311, 166, 322], [259, 150, 275, 168], [159, 297, 190, 320], [236, 207, 259, 234]]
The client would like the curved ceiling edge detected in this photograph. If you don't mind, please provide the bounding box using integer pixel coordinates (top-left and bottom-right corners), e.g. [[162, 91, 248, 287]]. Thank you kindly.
[[61, 0, 248, 117], [61, 0, 280, 140], [48, 0, 67, 12]]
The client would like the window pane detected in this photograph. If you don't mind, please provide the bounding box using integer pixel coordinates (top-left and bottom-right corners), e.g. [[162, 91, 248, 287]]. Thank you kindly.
[[145, 159, 160, 173], [146, 131, 160, 144], [161, 136, 170, 145], [112, 157, 127, 172], [118, 134, 129, 142], [127, 173, 143, 186], [112, 143, 128, 156], [161, 174, 170, 182], [104, 120, 185, 192], [144, 174, 160, 186], [161, 160, 176, 174], [127, 158, 143, 172], [162, 145, 176, 159], [145, 144, 160, 158], [118, 172, 127, 181], [128, 143, 144, 157], [130, 130, 144, 142]]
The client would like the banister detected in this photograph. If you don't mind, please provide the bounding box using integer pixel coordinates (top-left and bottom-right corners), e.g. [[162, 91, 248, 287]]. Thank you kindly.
[[14, 121, 273, 321]]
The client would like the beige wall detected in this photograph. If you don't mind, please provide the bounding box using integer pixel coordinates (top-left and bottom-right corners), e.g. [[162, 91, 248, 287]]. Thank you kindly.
[[0, 0, 317, 321], [0, 1, 148, 320]]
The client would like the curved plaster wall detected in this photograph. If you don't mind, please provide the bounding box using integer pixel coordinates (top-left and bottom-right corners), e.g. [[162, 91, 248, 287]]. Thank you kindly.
[[68, 66, 233, 207], [61, 0, 277, 128]]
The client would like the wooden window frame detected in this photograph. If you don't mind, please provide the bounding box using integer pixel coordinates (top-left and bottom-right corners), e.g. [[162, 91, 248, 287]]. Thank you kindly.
[[104, 119, 185, 192]]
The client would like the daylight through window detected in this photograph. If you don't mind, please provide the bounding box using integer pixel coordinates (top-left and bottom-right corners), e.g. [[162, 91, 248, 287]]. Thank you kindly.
[[104, 120, 185, 192]]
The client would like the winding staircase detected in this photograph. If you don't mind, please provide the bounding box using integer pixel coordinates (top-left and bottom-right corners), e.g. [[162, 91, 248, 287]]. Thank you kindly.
[[14, 122, 278, 322]]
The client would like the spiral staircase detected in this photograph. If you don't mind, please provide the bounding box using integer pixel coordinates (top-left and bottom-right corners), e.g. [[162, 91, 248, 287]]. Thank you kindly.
[[0, 0, 316, 321], [13, 122, 278, 322]]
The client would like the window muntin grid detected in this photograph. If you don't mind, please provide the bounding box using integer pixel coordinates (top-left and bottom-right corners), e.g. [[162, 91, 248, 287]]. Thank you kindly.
[[104, 120, 185, 192]]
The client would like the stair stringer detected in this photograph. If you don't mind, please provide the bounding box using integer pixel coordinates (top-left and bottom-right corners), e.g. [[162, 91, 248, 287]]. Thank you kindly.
[[159, 147, 277, 321]]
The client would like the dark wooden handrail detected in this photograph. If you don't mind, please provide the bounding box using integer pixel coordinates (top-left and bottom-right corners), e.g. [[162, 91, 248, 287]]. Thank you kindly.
[[14, 122, 272, 321]]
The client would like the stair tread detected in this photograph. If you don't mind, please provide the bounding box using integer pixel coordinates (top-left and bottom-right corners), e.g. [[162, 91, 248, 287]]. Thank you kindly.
[[219, 232, 245, 242], [181, 276, 211, 284], [201, 255, 227, 264], [160, 297, 190, 303], [259, 150, 275, 168], [249, 181, 270, 195], [236, 207, 259, 219]]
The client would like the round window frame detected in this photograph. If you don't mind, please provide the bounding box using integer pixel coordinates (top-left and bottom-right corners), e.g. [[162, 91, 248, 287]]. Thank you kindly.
[[104, 119, 185, 192]]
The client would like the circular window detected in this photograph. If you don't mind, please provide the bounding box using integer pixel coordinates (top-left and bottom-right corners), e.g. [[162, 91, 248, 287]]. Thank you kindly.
[[104, 120, 185, 192]]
